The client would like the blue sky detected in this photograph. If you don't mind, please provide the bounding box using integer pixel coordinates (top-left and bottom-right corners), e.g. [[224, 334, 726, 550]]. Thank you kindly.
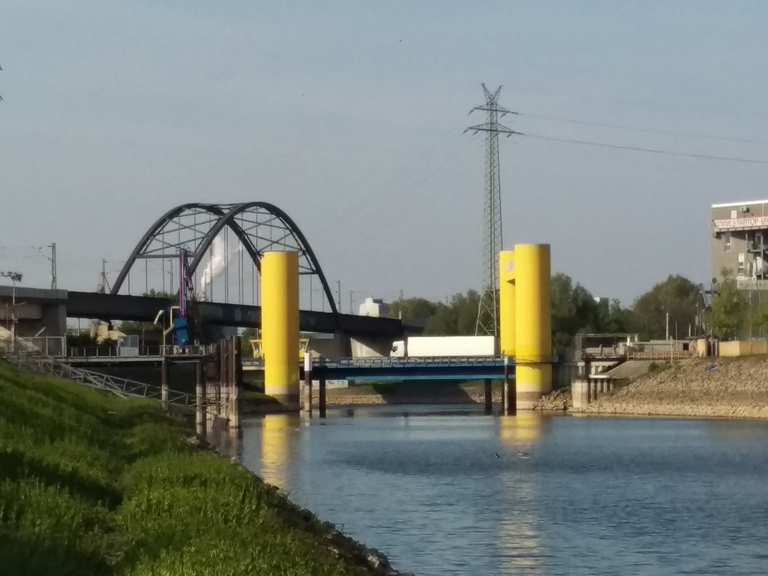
[[2, 1, 768, 306]]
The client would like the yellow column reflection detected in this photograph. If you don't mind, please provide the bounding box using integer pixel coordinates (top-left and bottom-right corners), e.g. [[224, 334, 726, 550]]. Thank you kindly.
[[497, 413, 549, 575], [260, 414, 295, 488]]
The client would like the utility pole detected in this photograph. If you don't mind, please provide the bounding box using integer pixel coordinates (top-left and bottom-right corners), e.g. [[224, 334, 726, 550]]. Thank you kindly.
[[49, 243, 57, 290], [1, 271, 23, 352], [465, 84, 522, 336], [99, 259, 108, 294]]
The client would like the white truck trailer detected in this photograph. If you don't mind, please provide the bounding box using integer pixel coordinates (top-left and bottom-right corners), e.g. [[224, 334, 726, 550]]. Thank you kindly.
[[390, 335, 496, 358]]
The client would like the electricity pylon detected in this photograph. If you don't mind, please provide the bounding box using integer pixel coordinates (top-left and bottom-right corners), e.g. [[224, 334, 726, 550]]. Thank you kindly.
[[465, 84, 521, 336]]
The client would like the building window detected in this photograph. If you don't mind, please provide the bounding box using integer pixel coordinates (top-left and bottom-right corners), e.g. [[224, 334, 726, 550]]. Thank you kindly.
[[724, 232, 732, 251], [738, 253, 746, 276], [731, 209, 738, 219]]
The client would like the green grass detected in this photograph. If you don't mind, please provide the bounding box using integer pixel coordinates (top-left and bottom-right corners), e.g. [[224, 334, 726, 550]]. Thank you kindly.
[[0, 361, 378, 576]]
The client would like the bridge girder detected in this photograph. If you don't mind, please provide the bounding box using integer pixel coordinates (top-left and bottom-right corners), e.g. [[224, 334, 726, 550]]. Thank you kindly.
[[110, 202, 338, 314]]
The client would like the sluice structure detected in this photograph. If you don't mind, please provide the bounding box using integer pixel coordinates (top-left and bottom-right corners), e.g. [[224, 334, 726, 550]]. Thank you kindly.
[[499, 244, 553, 410], [261, 251, 300, 406]]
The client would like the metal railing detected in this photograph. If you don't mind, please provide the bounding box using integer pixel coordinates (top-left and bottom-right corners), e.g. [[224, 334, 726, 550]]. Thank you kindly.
[[0, 336, 67, 357], [65, 343, 216, 359], [326, 356, 502, 367], [1, 353, 196, 408], [582, 341, 694, 362]]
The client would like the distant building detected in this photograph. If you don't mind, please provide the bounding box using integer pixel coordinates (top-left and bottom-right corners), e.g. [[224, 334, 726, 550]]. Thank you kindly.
[[358, 297, 390, 318], [711, 200, 768, 290]]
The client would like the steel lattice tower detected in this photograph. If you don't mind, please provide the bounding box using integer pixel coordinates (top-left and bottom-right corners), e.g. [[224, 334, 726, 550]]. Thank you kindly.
[[465, 84, 521, 336]]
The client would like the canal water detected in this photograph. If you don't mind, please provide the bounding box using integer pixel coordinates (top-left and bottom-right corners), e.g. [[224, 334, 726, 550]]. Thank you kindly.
[[235, 406, 768, 575]]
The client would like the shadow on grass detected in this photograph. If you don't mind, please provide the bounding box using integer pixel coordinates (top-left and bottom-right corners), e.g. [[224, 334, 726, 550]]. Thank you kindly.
[[0, 530, 112, 576], [0, 450, 121, 508]]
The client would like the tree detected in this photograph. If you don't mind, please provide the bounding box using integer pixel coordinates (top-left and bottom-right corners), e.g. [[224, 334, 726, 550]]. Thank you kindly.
[[709, 276, 747, 340], [551, 273, 600, 349], [388, 297, 438, 328], [596, 298, 634, 334], [631, 275, 701, 340], [425, 291, 480, 335]]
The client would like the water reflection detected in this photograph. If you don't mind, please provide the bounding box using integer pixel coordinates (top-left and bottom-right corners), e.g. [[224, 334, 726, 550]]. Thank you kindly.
[[205, 417, 243, 460], [239, 408, 768, 576], [498, 411, 549, 444], [497, 413, 547, 575], [260, 414, 297, 487]]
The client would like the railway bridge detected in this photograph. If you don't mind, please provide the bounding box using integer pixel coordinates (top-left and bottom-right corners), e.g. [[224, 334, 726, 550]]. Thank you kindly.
[[1, 201, 404, 351]]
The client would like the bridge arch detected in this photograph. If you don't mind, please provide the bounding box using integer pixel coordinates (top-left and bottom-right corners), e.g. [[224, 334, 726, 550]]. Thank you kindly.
[[111, 202, 338, 314]]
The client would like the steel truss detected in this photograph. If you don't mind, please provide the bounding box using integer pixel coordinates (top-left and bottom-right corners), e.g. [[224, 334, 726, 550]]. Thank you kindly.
[[111, 202, 338, 313]]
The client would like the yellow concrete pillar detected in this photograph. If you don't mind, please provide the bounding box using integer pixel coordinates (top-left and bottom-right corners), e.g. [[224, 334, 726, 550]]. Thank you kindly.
[[499, 250, 516, 357], [261, 251, 299, 405], [514, 244, 552, 409]]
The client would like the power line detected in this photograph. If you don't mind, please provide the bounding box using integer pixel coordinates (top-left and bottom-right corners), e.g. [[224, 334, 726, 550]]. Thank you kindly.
[[521, 132, 768, 165], [519, 111, 768, 146]]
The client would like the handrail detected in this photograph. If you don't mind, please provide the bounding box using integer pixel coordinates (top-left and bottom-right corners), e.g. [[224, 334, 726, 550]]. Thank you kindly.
[[1, 353, 196, 408]]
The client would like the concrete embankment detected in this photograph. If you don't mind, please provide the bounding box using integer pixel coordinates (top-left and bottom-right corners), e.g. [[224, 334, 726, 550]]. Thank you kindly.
[[575, 357, 768, 419]]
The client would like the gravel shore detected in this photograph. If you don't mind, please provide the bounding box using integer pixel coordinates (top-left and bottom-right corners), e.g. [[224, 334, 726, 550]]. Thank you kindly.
[[578, 357, 768, 419]]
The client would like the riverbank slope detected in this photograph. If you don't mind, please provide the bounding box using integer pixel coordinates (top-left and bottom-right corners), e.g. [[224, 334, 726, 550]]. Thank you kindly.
[[0, 361, 394, 575], [578, 357, 768, 419]]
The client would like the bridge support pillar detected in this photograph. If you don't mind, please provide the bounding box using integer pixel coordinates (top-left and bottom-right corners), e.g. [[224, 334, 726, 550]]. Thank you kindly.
[[262, 251, 300, 408], [319, 377, 326, 418], [483, 379, 493, 414], [229, 336, 241, 429], [160, 359, 169, 409], [588, 378, 597, 401], [195, 360, 206, 437], [503, 357, 516, 415], [571, 377, 589, 410], [302, 354, 313, 416], [220, 341, 229, 421], [514, 244, 552, 409]]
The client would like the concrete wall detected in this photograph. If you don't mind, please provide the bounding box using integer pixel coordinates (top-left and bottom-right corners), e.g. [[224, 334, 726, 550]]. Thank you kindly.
[[0, 286, 68, 338], [350, 336, 393, 358], [719, 339, 768, 357], [307, 332, 348, 359]]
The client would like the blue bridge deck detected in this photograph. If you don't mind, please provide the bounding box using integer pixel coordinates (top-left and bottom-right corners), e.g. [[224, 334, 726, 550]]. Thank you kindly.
[[240, 357, 514, 382]]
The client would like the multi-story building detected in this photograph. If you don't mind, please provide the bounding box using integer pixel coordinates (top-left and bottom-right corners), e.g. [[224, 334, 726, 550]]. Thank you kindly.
[[711, 199, 768, 289]]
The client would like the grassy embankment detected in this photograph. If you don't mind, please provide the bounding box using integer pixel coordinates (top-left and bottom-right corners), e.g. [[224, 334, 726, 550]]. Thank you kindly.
[[0, 361, 385, 576]]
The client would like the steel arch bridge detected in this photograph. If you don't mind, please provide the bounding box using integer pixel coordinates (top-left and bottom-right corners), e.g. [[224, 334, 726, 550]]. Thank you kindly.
[[110, 202, 338, 314]]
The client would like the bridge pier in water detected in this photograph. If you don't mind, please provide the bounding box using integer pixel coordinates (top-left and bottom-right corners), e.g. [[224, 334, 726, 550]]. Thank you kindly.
[[261, 251, 300, 409], [195, 360, 206, 437], [499, 244, 552, 410], [514, 244, 552, 409], [483, 379, 493, 414], [160, 359, 168, 409]]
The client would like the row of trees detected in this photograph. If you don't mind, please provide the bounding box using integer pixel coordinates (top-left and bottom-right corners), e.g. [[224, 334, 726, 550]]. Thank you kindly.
[[390, 272, 762, 351], [112, 273, 762, 350]]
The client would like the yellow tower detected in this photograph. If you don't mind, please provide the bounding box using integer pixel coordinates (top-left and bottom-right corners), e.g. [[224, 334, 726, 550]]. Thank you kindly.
[[498, 250, 516, 357], [514, 244, 552, 408], [261, 251, 299, 405]]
